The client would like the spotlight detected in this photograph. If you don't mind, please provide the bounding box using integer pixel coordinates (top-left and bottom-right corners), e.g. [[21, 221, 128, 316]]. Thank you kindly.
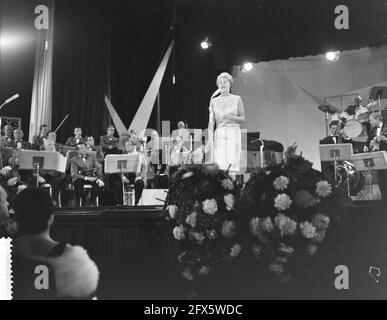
[[200, 37, 212, 50], [325, 51, 340, 62], [0, 34, 24, 49], [241, 62, 253, 73]]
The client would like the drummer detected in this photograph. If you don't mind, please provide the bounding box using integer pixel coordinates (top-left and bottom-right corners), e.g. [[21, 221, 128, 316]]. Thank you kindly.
[[341, 96, 369, 122]]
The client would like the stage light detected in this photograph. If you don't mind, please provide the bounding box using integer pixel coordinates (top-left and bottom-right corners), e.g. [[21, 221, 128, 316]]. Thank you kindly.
[[200, 37, 212, 50], [325, 51, 340, 62], [0, 34, 24, 49], [241, 62, 253, 73]]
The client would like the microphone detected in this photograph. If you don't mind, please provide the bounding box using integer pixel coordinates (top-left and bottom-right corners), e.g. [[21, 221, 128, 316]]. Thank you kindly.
[[4, 94, 19, 104], [0, 94, 20, 110], [211, 89, 221, 99]]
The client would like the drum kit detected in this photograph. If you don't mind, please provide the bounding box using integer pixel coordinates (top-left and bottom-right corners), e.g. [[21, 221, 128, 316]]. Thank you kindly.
[[318, 97, 382, 196]]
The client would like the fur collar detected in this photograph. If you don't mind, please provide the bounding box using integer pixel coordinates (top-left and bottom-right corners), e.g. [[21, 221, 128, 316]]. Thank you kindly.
[[45, 245, 99, 299]]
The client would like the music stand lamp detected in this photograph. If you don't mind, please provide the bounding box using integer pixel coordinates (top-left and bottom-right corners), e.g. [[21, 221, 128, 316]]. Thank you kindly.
[[351, 151, 387, 200], [320, 144, 353, 196]]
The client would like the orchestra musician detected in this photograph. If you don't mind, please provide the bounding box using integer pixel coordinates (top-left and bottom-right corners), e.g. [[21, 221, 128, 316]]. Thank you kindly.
[[99, 125, 119, 155], [344, 96, 369, 119], [32, 124, 49, 150], [70, 142, 104, 206], [1, 124, 14, 143], [112, 139, 147, 206], [364, 112, 387, 199], [320, 120, 352, 181], [365, 113, 387, 152], [65, 127, 86, 147], [39, 138, 66, 207], [40, 131, 63, 152], [320, 120, 353, 145], [7, 128, 31, 150], [85, 136, 95, 150]]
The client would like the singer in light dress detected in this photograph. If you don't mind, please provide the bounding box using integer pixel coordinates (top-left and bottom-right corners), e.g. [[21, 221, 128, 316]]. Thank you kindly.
[[208, 72, 245, 174]]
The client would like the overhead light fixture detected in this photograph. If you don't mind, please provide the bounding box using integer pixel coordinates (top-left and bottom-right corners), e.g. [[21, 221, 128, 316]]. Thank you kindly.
[[200, 37, 212, 50], [325, 51, 340, 62], [241, 62, 253, 73]]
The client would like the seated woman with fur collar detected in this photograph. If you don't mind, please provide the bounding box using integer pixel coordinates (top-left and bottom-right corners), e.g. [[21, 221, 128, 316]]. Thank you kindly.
[[12, 188, 99, 299]]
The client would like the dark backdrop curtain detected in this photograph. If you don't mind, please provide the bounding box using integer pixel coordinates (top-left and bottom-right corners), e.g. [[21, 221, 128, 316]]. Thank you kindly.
[[52, 0, 111, 144]]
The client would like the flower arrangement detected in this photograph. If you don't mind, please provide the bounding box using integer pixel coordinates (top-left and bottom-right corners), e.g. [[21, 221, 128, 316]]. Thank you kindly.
[[0, 165, 27, 205], [163, 164, 244, 298], [240, 147, 351, 288]]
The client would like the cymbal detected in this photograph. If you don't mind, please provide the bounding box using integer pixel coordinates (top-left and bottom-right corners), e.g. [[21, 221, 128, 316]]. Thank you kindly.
[[318, 104, 341, 114]]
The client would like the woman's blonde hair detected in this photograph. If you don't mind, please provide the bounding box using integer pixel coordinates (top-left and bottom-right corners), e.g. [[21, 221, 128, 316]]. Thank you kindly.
[[216, 72, 233, 87]]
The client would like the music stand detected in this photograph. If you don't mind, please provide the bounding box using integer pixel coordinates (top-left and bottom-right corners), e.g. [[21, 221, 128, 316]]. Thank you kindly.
[[19, 150, 67, 187], [320, 144, 353, 194], [105, 154, 141, 206], [351, 151, 387, 200], [369, 86, 387, 113]]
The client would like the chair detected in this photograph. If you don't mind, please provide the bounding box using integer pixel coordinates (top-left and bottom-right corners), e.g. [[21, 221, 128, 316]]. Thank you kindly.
[[41, 183, 63, 208], [79, 184, 99, 207]]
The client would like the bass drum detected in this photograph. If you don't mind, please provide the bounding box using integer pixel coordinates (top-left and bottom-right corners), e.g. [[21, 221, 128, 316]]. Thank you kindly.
[[342, 119, 363, 138]]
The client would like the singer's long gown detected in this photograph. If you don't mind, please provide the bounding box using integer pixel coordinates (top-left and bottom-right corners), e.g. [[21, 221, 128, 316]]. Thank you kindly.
[[209, 94, 242, 173]]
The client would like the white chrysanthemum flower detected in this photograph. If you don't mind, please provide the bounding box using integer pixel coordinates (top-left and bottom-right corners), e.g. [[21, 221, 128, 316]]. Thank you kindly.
[[274, 213, 297, 236], [230, 244, 242, 258], [173, 225, 185, 240], [168, 205, 178, 219], [202, 199, 218, 215], [312, 214, 330, 231], [0, 166, 12, 176], [316, 180, 332, 198], [7, 177, 19, 186], [273, 176, 289, 191], [274, 194, 292, 211], [300, 221, 317, 239]]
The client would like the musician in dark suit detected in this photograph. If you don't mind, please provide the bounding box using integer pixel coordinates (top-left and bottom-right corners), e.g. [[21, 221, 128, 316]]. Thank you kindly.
[[1, 124, 14, 144], [365, 113, 387, 152], [100, 125, 119, 155], [6, 128, 31, 150], [70, 142, 104, 206], [32, 124, 49, 150], [364, 113, 387, 199], [112, 139, 147, 205], [319, 121, 352, 181], [38, 131, 65, 206], [65, 127, 86, 147]]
